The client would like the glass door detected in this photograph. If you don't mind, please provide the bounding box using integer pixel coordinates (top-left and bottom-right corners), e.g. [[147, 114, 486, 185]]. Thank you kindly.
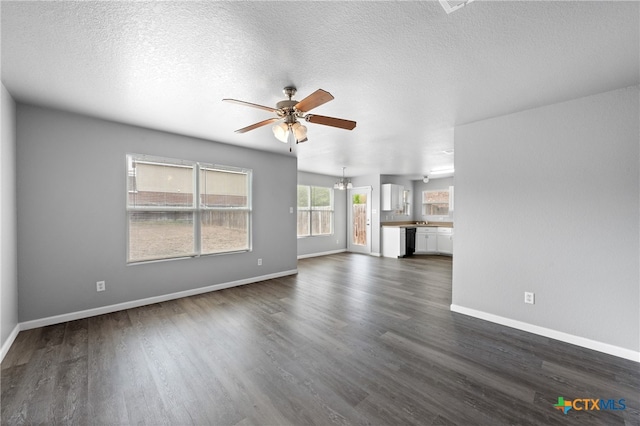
[[348, 187, 372, 254]]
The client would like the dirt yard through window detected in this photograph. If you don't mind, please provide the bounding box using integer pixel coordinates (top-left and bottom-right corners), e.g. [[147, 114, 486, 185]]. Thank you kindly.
[[129, 222, 247, 262]]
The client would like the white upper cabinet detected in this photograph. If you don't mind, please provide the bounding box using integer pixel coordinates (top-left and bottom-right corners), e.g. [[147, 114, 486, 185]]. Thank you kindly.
[[382, 184, 404, 211]]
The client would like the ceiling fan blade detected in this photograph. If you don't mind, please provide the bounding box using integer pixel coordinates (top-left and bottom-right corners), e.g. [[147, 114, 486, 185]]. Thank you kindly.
[[235, 118, 280, 133], [294, 89, 334, 112], [222, 98, 278, 113], [306, 114, 356, 130]]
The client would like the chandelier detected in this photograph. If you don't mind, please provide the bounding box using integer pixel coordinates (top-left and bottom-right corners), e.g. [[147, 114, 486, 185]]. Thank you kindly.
[[334, 167, 353, 190]]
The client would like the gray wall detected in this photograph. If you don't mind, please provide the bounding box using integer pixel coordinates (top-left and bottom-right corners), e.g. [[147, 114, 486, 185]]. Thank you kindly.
[[1, 84, 18, 349], [453, 86, 639, 352], [413, 177, 454, 223], [16, 104, 298, 322], [296, 171, 347, 258]]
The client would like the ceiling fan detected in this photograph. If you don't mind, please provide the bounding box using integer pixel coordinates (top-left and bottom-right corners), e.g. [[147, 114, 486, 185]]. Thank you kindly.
[[223, 87, 356, 149]]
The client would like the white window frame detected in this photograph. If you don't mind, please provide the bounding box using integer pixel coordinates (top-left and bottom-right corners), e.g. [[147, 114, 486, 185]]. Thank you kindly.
[[126, 154, 252, 264], [422, 188, 451, 220], [297, 185, 334, 238]]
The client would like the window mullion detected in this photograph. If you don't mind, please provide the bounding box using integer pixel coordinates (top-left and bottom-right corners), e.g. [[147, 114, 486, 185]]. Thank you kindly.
[[194, 163, 201, 256], [308, 186, 312, 236]]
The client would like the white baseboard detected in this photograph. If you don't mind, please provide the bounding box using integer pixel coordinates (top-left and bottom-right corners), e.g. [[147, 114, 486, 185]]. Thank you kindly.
[[0, 324, 20, 363], [370, 252, 381, 257], [297, 249, 346, 259], [450, 304, 640, 363], [19, 270, 297, 332]]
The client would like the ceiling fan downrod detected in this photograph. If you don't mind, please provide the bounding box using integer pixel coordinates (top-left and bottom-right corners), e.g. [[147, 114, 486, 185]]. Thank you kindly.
[[283, 86, 297, 100]]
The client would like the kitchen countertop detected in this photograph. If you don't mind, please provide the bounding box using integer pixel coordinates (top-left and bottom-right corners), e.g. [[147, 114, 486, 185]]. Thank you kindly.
[[381, 221, 454, 228]]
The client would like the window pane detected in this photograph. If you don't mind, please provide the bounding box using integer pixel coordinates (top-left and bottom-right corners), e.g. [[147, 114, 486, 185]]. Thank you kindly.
[[298, 185, 333, 237], [128, 212, 195, 262], [127, 160, 193, 207], [297, 185, 311, 237], [352, 193, 367, 205], [200, 169, 248, 208], [201, 210, 249, 254], [311, 187, 332, 235], [297, 186, 310, 208], [128, 161, 194, 208], [426, 203, 449, 215], [352, 203, 367, 246], [311, 211, 332, 235], [424, 191, 449, 204], [311, 186, 331, 208], [297, 211, 310, 237]]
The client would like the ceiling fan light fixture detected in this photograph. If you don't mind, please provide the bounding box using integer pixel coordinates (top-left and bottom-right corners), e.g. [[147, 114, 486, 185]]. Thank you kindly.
[[272, 122, 289, 143], [292, 122, 307, 142]]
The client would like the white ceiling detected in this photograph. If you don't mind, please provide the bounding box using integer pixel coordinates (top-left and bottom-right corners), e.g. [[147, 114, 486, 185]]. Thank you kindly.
[[2, 1, 638, 179]]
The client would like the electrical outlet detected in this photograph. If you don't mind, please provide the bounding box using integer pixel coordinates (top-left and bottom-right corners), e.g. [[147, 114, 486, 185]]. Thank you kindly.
[[258, 258, 262, 266], [524, 291, 535, 304], [96, 280, 106, 292]]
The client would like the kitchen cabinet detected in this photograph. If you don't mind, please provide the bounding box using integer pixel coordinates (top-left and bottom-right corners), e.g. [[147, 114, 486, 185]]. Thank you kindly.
[[383, 225, 453, 258], [382, 227, 406, 258], [415, 227, 437, 253], [415, 227, 453, 255], [382, 184, 404, 211], [436, 227, 453, 255]]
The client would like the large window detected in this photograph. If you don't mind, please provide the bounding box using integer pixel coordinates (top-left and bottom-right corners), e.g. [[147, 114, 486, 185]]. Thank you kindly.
[[127, 154, 251, 263], [422, 189, 451, 217], [297, 185, 333, 237]]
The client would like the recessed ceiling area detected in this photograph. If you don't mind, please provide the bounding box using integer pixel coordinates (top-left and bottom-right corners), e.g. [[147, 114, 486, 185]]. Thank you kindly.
[[1, 1, 638, 178]]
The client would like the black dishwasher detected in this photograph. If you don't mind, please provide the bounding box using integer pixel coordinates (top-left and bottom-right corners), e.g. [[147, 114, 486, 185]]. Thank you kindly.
[[405, 227, 416, 257]]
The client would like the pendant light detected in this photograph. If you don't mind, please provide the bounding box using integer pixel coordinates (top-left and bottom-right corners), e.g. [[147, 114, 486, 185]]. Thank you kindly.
[[334, 167, 353, 190]]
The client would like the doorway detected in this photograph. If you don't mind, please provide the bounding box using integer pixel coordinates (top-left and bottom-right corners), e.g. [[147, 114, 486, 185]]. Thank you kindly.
[[347, 186, 372, 254]]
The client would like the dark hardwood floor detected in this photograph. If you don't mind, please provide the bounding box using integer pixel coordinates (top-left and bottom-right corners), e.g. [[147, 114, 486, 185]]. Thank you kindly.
[[2, 253, 639, 425]]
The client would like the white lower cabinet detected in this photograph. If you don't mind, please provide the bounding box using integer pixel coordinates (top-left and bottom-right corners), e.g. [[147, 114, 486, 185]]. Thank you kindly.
[[384, 226, 453, 257], [415, 227, 453, 255], [382, 227, 406, 258], [437, 233, 453, 255], [415, 228, 437, 253]]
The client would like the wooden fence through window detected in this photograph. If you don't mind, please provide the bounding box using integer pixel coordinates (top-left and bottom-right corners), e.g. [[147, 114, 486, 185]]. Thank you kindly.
[[352, 204, 367, 245]]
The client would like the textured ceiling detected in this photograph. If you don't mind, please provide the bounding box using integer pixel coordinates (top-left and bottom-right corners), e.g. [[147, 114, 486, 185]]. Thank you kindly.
[[2, 1, 638, 179]]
